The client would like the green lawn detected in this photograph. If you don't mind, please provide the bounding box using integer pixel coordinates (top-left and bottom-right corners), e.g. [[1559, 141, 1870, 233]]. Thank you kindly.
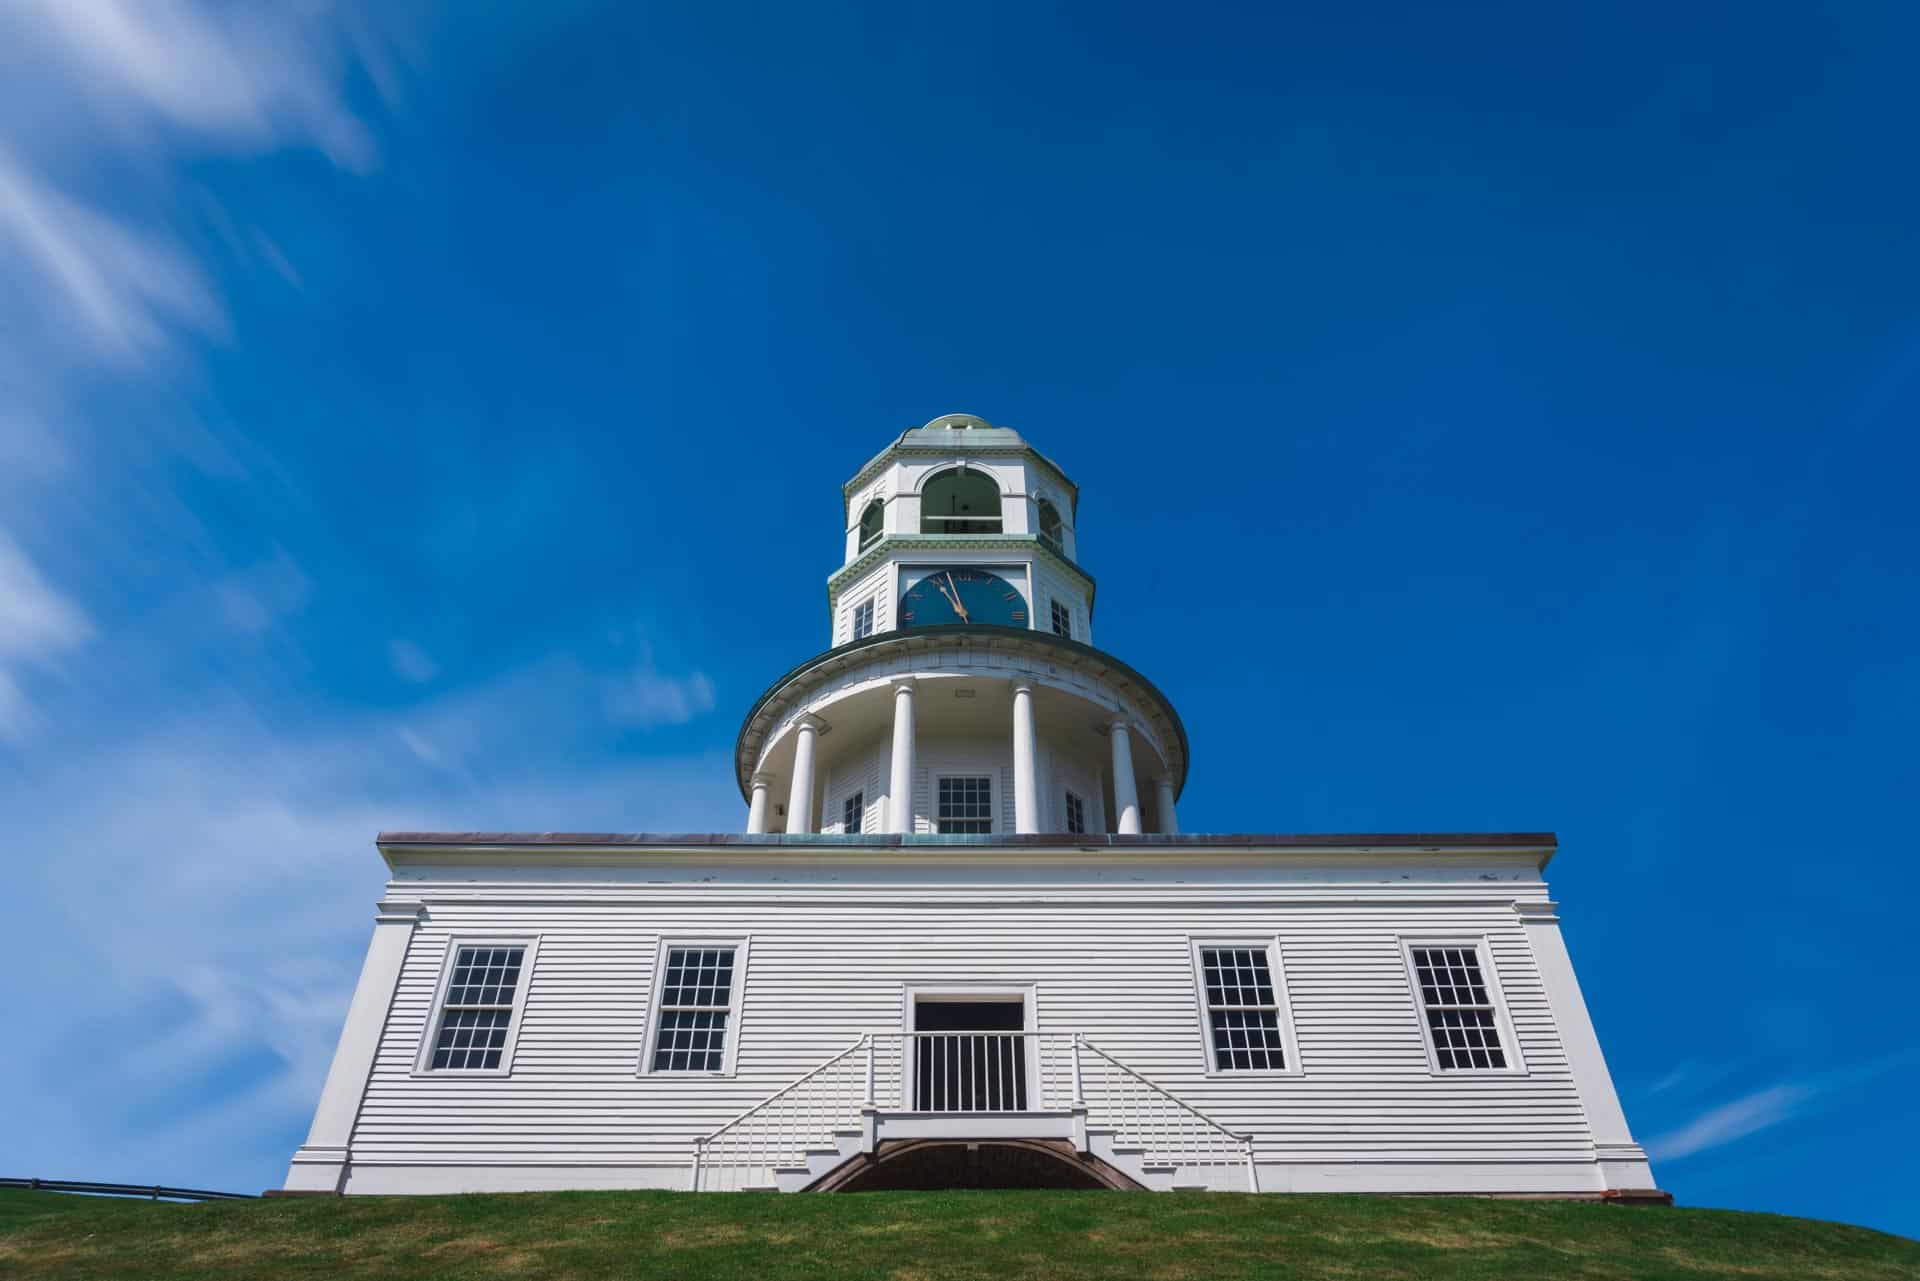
[[2, 1187, 1914, 1281]]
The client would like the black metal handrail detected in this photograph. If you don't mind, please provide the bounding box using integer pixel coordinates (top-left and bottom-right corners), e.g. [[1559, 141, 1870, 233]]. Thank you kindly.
[[1, 1177, 255, 1202]]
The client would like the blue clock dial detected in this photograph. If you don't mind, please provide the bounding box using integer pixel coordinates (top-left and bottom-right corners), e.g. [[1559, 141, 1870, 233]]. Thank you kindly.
[[900, 567, 1028, 628]]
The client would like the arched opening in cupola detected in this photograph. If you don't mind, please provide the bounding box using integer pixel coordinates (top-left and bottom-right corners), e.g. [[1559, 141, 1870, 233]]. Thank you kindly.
[[1036, 499, 1064, 553], [858, 500, 884, 551], [921, 468, 1002, 535]]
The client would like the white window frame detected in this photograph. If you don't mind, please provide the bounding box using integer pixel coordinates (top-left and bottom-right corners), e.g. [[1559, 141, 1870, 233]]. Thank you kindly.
[[1049, 599, 1072, 639], [857, 500, 884, 552], [1187, 936, 1303, 1078], [851, 597, 876, 640], [1063, 789, 1086, 835], [1397, 935, 1528, 1076], [842, 789, 865, 834], [934, 772, 995, 834], [638, 936, 751, 1077], [414, 934, 541, 1078]]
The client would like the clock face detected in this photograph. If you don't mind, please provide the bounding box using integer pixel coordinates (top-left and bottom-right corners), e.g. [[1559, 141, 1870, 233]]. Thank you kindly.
[[900, 567, 1027, 628]]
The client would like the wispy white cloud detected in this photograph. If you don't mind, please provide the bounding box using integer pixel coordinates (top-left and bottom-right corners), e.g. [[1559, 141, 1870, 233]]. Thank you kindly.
[[212, 549, 310, 635], [0, 529, 93, 740], [1, 0, 379, 169], [0, 155, 226, 362], [0, 0, 401, 507], [1646, 1050, 1920, 1163], [0, 661, 740, 1191], [388, 638, 439, 684], [604, 660, 718, 728], [0, 530, 91, 659], [1646, 1084, 1813, 1161]]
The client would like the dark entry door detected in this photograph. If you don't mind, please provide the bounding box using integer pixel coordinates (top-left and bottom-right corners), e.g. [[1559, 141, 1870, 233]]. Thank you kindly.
[[913, 1000, 1028, 1111]]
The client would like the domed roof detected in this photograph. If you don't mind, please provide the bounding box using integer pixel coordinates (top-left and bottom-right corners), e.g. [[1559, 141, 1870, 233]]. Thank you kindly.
[[905, 412, 1028, 449], [919, 412, 995, 431]]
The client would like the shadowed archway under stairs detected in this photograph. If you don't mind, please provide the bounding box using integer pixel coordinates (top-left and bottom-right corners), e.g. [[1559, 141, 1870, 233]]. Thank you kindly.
[[807, 1138, 1144, 1192]]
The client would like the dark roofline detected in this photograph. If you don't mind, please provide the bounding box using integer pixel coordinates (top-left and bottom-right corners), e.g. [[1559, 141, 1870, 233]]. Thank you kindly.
[[377, 832, 1555, 850]]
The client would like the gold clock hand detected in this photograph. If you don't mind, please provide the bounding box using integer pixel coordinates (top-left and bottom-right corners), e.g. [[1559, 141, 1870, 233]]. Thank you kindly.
[[944, 572, 970, 622]]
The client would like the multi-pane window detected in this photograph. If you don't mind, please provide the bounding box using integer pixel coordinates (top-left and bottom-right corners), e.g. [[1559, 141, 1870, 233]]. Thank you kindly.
[[1199, 946, 1285, 1071], [858, 501, 883, 551], [843, 790, 865, 834], [651, 947, 738, 1072], [429, 945, 526, 1071], [852, 599, 875, 640], [937, 776, 992, 834], [1410, 945, 1508, 1070], [1050, 600, 1072, 639], [1064, 791, 1086, 834]]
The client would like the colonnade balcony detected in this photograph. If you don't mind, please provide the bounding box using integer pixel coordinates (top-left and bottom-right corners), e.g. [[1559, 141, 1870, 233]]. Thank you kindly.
[[742, 672, 1180, 838]]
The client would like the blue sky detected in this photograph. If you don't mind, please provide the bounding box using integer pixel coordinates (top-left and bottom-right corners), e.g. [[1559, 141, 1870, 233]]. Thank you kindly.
[[1, 0, 1915, 1236]]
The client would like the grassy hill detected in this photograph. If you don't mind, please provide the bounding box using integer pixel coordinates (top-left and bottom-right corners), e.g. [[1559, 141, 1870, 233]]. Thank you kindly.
[[2, 1186, 1915, 1281]]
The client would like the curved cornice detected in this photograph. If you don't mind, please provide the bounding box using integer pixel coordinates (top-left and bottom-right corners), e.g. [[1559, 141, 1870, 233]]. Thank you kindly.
[[733, 625, 1188, 805], [840, 438, 1079, 521]]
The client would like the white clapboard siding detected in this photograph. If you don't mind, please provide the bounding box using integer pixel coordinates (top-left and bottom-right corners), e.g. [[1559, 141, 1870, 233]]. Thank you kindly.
[[832, 563, 893, 646], [1029, 559, 1090, 646], [349, 880, 1595, 1170]]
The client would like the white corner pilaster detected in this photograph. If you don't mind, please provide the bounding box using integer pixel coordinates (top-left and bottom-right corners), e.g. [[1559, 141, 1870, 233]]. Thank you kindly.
[[887, 678, 916, 834], [1514, 900, 1657, 1191], [745, 773, 773, 834], [786, 715, 828, 835], [283, 898, 423, 1192], [1109, 719, 1141, 834], [1011, 682, 1038, 835], [1155, 778, 1179, 835]]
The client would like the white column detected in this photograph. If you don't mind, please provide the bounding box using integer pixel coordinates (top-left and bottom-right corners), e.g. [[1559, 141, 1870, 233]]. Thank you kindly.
[[283, 899, 422, 1192], [887, 679, 916, 834], [745, 773, 772, 834], [1109, 719, 1141, 834], [786, 715, 826, 834], [1515, 901, 1658, 1191], [1155, 778, 1179, 835], [1011, 682, 1038, 834]]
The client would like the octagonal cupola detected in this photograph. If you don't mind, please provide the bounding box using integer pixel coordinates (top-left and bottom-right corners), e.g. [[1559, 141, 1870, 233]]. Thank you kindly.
[[840, 413, 1079, 569], [737, 414, 1184, 841]]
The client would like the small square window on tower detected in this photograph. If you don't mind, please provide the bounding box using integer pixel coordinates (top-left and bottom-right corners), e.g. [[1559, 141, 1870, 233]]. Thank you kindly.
[[1064, 790, 1086, 834], [852, 598, 875, 640], [1049, 600, 1072, 639], [937, 776, 992, 834], [843, 790, 864, 833]]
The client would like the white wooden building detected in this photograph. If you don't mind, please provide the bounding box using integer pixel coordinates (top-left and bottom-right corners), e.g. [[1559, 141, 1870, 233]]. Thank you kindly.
[[284, 414, 1661, 1198]]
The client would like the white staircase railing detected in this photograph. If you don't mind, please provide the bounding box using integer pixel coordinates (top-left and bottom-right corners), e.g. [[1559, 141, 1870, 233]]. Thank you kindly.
[[692, 1031, 1257, 1192], [692, 1038, 867, 1191], [1078, 1037, 1258, 1191]]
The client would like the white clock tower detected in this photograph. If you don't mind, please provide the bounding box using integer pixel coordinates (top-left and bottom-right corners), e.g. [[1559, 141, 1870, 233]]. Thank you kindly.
[[285, 411, 1660, 1202], [738, 413, 1185, 840]]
